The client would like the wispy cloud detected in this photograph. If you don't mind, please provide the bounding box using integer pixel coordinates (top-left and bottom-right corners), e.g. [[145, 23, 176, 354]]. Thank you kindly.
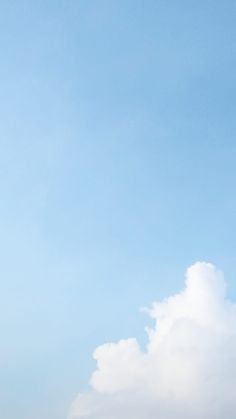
[[69, 262, 236, 418]]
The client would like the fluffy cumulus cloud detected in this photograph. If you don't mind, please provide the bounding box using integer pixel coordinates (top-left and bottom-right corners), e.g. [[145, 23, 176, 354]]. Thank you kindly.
[[69, 262, 236, 419]]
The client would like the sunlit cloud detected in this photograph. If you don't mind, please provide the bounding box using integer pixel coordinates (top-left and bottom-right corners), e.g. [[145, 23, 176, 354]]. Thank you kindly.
[[69, 262, 236, 419]]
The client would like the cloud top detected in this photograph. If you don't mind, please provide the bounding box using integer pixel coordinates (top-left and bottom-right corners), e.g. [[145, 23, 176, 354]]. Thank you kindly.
[[69, 262, 236, 419]]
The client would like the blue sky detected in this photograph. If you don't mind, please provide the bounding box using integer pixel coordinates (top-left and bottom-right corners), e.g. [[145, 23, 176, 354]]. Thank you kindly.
[[1, 1, 236, 418]]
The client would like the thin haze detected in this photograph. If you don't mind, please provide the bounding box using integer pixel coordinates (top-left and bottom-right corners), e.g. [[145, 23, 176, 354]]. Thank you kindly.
[[0, 1, 236, 419]]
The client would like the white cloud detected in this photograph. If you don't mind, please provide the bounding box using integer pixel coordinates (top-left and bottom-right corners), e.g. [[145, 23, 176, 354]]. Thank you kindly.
[[69, 262, 236, 419]]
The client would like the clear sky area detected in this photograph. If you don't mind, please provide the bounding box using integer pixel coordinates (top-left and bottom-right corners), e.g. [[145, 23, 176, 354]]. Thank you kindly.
[[1, 1, 236, 418]]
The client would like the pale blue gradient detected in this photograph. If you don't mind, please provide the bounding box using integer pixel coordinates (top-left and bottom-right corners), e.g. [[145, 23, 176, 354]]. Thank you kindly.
[[1, 1, 236, 418]]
